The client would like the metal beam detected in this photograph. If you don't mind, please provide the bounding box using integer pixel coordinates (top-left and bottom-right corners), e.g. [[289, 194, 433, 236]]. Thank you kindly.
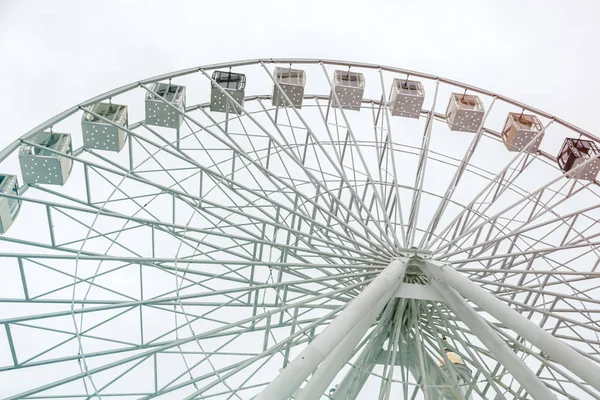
[[429, 277, 557, 400], [255, 258, 408, 400], [295, 288, 394, 400], [424, 260, 600, 393]]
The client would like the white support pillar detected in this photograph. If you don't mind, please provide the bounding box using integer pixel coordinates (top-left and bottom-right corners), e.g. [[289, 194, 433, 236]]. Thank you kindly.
[[424, 261, 600, 393], [332, 316, 392, 400], [255, 258, 408, 400], [295, 287, 395, 400], [431, 278, 557, 400]]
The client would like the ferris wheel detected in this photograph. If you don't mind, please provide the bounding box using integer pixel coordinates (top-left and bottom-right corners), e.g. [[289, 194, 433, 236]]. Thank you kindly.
[[0, 58, 600, 400]]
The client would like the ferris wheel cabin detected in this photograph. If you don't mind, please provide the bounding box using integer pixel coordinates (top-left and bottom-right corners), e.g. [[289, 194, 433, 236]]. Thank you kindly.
[[0, 175, 21, 234], [82, 102, 129, 152], [19, 132, 73, 185], [210, 70, 246, 114], [145, 82, 186, 128], [331, 70, 365, 111], [446, 93, 485, 132], [501, 112, 545, 153], [272, 67, 306, 108], [557, 138, 600, 180], [389, 78, 425, 118]]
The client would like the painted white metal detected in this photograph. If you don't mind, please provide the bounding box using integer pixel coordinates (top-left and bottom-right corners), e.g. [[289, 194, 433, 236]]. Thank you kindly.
[[331, 323, 389, 400], [424, 260, 600, 393], [255, 258, 408, 400], [431, 276, 558, 400], [294, 289, 393, 400]]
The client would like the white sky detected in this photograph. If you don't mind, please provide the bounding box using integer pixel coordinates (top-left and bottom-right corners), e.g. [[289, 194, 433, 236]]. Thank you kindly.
[[1, 0, 599, 152]]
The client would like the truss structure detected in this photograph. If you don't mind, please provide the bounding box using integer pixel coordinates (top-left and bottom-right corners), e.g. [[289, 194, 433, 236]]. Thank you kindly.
[[0, 59, 599, 399]]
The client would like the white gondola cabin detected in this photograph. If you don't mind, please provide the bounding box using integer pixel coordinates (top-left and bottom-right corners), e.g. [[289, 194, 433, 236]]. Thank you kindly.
[[389, 79, 425, 118], [502, 112, 544, 152], [272, 67, 305, 108], [210, 70, 246, 114], [446, 93, 485, 132], [0, 174, 21, 234], [82, 102, 128, 152], [331, 70, 365, 111], [557, 138, 600, 181], [145, 83, 186, 128], [19, 132, 73, 185]]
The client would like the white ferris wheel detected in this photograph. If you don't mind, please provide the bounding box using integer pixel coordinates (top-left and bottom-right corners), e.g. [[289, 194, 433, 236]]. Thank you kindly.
[[0, 59, 599, 400]]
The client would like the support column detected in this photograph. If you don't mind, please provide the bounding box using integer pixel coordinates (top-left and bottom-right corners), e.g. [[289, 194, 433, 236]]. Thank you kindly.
[[332, 313, 392, 399], [424, 261, 600, 393], [255, 258, 408, 400], [295, 288, 395, 400], [431, 278, 557, 400]]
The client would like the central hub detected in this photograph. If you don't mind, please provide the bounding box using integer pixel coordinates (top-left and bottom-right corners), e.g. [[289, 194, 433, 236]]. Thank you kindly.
[[398, 246, 433, 260], [397, 247, 433, 284], [404, 263, 429, 285]]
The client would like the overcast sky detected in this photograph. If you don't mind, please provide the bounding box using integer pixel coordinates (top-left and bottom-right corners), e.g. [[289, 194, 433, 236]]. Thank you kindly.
[[1, 0, 599, 153]]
